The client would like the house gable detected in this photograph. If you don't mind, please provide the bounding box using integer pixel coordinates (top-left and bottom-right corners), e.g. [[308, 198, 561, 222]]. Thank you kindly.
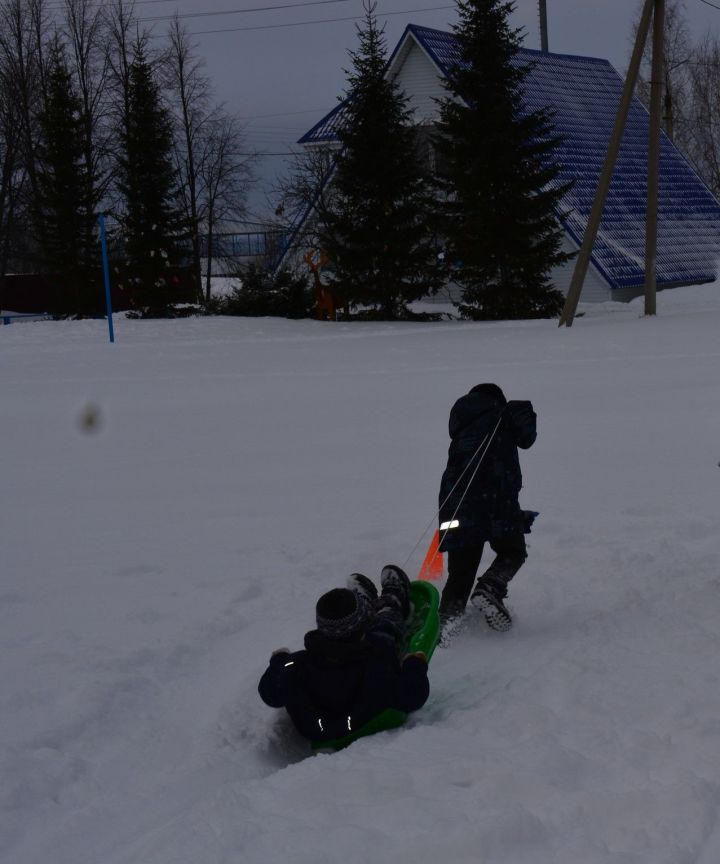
[[296, 24, 720, 298], [391, 35, 447, 123]]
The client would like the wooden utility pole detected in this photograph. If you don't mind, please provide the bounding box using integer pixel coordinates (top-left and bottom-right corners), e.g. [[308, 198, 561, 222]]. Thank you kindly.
[[558, 0, 657, 327], [539, 0, 549, 52], [645, 0, 665, 316]]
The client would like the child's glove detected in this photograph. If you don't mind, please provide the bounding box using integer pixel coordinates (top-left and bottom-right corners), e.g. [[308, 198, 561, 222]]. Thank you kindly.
[[506, 400, 534, 425], [271, 647, 291, 657], [522, 510, 539, 533]]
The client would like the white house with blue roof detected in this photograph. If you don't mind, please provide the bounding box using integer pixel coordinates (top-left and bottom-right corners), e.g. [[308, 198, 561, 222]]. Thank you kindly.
[[291, 24, 720, 304]]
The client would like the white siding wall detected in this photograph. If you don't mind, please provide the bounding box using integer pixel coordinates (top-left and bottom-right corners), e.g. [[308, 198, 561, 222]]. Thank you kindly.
[[612, 285, 644, 302], [392, 42, 446, 122], [391, 39, 616, 303], [550, 235, 612, 302], [366, 32, 627, 307]]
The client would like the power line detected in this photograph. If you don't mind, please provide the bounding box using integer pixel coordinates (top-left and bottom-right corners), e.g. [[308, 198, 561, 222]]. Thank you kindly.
[[47, 0, 455, 40], [45, 0, 180, 11], [696, 0, 720, 10], [44, 0, 348, 17], [185, 4, 454, 36], [138, 0, 351, 23]]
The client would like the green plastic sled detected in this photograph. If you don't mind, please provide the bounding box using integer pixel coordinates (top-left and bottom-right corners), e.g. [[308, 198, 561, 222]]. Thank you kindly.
[[311, 580, 441, 753]]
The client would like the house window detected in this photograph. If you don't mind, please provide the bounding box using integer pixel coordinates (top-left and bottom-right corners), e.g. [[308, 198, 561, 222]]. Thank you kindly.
[[414, 123, 450, 179]]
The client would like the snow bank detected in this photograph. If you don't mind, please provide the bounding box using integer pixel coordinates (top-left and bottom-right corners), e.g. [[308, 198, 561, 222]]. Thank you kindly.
[[2, 282, 720, 863]]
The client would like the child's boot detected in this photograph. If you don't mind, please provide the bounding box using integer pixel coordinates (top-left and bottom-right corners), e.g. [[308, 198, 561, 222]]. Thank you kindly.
[[470, 581, 512, 631], [347, 572, 378, 603], [379, 565, 411, 619]]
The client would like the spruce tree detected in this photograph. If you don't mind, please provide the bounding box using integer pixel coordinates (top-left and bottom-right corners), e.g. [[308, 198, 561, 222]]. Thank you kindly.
[[117, 42, 185, 316], [435, 0, 570, 319], [317, 3, 441, 319], [35, 40, 96, 316]]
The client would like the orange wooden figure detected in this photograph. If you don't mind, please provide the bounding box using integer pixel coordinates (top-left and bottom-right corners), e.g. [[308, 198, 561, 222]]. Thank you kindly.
[[304, 251, 338, 321]]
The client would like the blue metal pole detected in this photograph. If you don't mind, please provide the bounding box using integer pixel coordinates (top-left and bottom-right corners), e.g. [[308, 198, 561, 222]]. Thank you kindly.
[[98, 213, 115, 343]]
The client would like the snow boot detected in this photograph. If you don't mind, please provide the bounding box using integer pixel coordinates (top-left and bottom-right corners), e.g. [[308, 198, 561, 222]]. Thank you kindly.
[[471, 584, 512, 632], [438, 611, 467, 647], [379, 564, 411, 619], [347, 572, 378, 603]]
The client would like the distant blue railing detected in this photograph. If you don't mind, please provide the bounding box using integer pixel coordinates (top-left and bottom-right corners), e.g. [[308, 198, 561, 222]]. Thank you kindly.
[[199, 231, 288, 261], [2, 312, 53, 325]]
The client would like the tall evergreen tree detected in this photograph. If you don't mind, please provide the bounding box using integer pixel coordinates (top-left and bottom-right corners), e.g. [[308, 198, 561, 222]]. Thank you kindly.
[[435, 0, 570, 319], [35, 38, 96, 315], [117, 41, 185, 315], [317, 2, 441, 319]]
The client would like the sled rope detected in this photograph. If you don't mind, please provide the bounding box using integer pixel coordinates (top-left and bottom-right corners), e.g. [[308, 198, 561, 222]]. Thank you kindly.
[[402, 434, 489, 569], [440, 412, 504, 546], [404, 410, 506, 573]]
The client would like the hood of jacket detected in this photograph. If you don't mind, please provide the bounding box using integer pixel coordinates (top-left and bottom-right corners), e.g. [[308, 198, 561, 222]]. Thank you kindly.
[[449, 387, 505, 440]]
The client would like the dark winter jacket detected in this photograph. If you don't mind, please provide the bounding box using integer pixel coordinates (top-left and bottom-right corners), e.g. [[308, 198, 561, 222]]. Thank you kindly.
[[438, 384, 536, 550], [258, 628, 429, 742]]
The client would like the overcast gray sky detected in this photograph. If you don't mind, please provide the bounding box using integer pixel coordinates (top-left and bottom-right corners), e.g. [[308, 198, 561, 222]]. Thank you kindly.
[[143, 0, 720, 222]]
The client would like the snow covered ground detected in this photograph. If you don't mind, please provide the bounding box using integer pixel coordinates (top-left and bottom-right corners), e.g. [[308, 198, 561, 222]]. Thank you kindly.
[[2, 284, 720, 864]]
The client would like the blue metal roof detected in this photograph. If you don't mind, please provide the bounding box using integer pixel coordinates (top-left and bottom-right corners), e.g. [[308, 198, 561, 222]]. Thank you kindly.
[[298, 24, 720, 292]]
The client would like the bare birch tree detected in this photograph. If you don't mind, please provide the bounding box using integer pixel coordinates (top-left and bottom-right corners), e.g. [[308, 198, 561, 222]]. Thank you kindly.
[[106, 0, 134, 130], [105, 0, 143, 223], [61, 0, 111, 263], [0, 57, 25, 297], [634, 0, 692, 145], [685, 34, 720, 197], [162, 17, 252, 302], [631, 0, 720, 197], [0, 0, 51, 264], [272, 144, 337, 273], [164, 16, 211, 303], [199, 111, 251, 301]]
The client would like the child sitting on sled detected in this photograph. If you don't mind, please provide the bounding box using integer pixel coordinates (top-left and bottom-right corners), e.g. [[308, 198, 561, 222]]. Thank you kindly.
[[258, 565, 429, 744]]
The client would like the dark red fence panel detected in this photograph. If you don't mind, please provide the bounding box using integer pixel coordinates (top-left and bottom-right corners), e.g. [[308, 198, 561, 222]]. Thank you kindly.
[[1, 270, 197, 314]]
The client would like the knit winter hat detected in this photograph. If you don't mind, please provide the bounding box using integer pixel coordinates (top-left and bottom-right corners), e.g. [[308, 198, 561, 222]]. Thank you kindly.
[[315, 588, 370, 639]]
